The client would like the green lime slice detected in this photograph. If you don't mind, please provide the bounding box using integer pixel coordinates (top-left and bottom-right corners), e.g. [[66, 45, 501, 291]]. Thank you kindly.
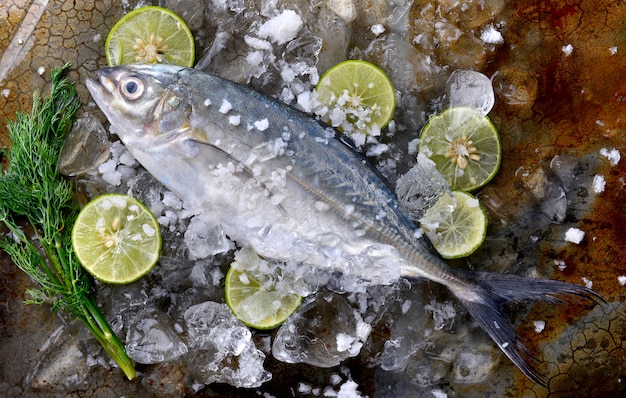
[[72, 194, 161, 284], [316, 60, 396, 136], [225, 265, 302, 330], [105, 6, 195, 67], [420, 190, 487, 259], [418, 107, 501, 192]]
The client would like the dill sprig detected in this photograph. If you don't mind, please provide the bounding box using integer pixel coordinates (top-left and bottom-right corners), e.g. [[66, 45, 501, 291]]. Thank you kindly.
[[0, 64, 135, 380]]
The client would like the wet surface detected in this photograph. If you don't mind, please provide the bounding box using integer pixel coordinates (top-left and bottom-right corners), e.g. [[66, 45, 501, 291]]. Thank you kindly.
[[1, 0, 626, 397]]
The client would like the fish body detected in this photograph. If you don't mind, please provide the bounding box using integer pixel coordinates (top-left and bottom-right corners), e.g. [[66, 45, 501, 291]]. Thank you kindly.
[[87, 64, 602, 386]]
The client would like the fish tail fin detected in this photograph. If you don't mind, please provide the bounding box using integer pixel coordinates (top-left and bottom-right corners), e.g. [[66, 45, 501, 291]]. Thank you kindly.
[[449, 270, 604, 387]]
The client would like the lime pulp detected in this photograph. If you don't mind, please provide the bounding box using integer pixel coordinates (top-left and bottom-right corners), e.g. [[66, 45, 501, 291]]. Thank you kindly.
[[72, 194, 161, 284], [418, 107, 501, 192], [316, 60, 396, 136], [420, 190, 488, 259], [225, 253, 302, 330], [105, 6, 195, 67]]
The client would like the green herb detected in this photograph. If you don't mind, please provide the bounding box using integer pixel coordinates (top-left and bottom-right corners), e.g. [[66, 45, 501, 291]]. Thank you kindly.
[[0, 64, 135, 380]]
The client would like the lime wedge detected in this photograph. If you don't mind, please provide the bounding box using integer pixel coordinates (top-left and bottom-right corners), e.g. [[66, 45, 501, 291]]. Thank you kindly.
[[418, 107, 501, 192], [420, 190, 487, 259], [106, 6, 195, 67], [316, 60, 396, 136], [72, 194, 161, 284], [225, 256, 302, 330]]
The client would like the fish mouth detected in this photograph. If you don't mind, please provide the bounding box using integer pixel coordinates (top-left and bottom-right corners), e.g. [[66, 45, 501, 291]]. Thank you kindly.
[[85, 69, 117, 110]]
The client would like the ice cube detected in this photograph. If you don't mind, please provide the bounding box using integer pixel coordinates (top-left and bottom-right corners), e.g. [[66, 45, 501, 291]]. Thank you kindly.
[[126, 307, 188, 364], [396, 154, 450, 221], [59, 116, 111, 176], [480, 25, 504, 45], [184, 215, 234, 259], [26, 325, 92, 391], [324, 0, 358, 23], [257, 10, 303, 45], [272, 292, 370, 367], [452, 336, 499, 384], [446, 70, 495, 115], [492, 66, 538, 106], [565, 227, 585, 244], [600, 147, 621, 166], [184, 301, 271, 388], [593, 175, 606, 193]]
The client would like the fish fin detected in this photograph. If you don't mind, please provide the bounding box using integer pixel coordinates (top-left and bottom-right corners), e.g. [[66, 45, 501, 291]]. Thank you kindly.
[[451, 270, 604, 387]]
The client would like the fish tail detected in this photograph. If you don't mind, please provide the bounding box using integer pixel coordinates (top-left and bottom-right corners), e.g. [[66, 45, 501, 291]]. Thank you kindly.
[[449, 270, 604, 387]]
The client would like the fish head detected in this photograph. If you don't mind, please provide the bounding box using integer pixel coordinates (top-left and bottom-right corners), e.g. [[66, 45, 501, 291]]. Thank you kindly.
[[86, 64, 193, 148]]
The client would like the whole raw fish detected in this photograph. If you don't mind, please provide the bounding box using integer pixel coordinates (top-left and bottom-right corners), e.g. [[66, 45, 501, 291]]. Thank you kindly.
[[87, 64, 602, 386]]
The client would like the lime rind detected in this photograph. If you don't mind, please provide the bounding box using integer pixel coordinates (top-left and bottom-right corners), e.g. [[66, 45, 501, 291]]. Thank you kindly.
[[105, 6, 195, 67], [316, 60, 396, 135], [72, 194, 161, 284], [418, 107, 502, 192], [420, 190, 487, 259]]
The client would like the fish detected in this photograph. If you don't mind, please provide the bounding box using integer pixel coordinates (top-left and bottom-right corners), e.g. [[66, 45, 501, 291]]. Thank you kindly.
[[86, 64, 603, 386]]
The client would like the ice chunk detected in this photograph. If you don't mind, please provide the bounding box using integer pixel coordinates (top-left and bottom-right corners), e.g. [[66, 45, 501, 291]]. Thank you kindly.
[[395, 153, 450, 221], [565, 227, 585, 244], [98, 159, 122, 186], [446, 70, 495, 115], [492, 66, 538, 106], [480, 25, 504, 44], [593, 174, 606, 193], [184, 301, 272, 388], [600, 147, 621, 166], [425, 299, 457, 331], [126, 307, 188, 364], [336, 379, 364, 397], [431, 390, 448, 398], [324, 0, 358, 23], [184, 215, 234, 259], [562, 44, 574, 56], [244, 35, 272, 51], [555, 259, 567, 271], [26, 325, 92, 391], [257, 10, 303, 45], [272, 292, 370, 367], [534, 320, 546, 333], [254, 118, 270, 131], [219, 99, 232, 114], [229, 114, 241, 126], [371, 23, 385, 36], [59, 116, 111, 176], [539, 182, 567, 223], [452, 338, 499, 383]]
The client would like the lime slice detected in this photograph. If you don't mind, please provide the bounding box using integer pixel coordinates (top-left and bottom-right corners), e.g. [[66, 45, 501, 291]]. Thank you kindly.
[[316, 60, 396, 136], [420, 190, 487, 259], [418, 107, 501, 192], [225, 265, 302, 330], [105, 6, 195, 67], [72, 194, 161, 284]]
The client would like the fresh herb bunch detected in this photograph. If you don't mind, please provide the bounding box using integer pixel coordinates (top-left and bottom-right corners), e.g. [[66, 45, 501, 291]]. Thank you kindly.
[[0, 64, 135, 380]]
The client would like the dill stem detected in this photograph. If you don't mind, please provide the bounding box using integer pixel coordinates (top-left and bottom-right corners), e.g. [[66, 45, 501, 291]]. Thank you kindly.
[[78, 293, 136, 380]]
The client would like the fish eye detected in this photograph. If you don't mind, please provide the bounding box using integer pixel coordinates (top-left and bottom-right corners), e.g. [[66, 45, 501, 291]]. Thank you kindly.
[[120, 76, 145, 101]]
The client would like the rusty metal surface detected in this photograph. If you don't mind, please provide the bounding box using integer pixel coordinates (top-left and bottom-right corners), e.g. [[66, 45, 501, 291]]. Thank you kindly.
[[1, 1, 625, 397]]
